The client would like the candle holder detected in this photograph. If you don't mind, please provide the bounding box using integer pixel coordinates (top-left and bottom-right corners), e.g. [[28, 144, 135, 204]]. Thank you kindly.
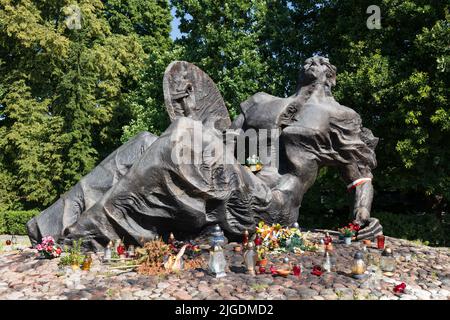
[[323, 232, 332, 245], [243, 242, 257, 276], [377, 235, 385, 249], [208, 244, 227, 278], [243, 229, 249, 248], [127, 245, 135, 258], [293, 263, 301, 277], [81, 253, 93, 271], [168, 232, 175, 245], [254, 234, 263, 246], [318, 239, 325, 253], [323, 252, 331, 272], [103, 241, 112, 262], [209, 225, 225, 247], [351, 251, 367, 279], [380, 247, 396, 272], [208, 225, 227, 278], [117, 241, 126, 258]]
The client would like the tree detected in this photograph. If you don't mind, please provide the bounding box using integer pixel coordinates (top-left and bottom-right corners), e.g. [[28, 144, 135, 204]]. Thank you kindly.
[[297, 0, 450, 209], [173, 0, 450, 222], [0, 80, 66, 207], [0, 0, 146, 208], [101, 0, 176, 140], [172, 0, 278, 119]]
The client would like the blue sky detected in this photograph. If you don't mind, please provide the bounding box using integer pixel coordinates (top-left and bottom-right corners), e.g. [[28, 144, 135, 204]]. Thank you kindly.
[[170, 7, 182, 40]]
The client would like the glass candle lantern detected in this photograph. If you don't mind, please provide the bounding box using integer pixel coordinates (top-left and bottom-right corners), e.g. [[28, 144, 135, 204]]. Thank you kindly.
[[366, 251, 377, 266], [254, 234, 263, 246], [127, 245, 135, 258], [327, 251, 337, 272], [361, 245, 368, 264], [367, 266, 382, 290], [117, 241, 126, 257], [380, 247, 396, 272], [351, 251, 367, 276], [243, 242, 257, 276], [114, 239, 121, 253], [243, 229, 249, 248], [208, 244, 227, 278], [318, 239, 325, 253], [323, 232, 332, 245], [168, 232, 175, 245], [323, 252, 331, 272], [81, 254, 93, 271], [209, 225, 225, 247], [377, 235, 385, 249], [104, 241, 112, 261]]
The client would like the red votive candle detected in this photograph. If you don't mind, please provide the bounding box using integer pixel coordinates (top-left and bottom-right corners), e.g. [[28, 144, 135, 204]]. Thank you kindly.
[[377, 235, 385, 249], [293, 264, 301, 277]]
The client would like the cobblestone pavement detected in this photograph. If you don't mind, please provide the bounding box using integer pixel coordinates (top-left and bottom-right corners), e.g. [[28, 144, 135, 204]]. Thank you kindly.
[[0, 232, 449, 300]]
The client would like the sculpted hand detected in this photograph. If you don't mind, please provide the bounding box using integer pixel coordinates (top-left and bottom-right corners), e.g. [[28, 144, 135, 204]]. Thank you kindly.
[[353, 207, 382, 240]]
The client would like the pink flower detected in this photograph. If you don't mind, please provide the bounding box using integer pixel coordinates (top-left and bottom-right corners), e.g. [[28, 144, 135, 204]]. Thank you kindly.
[[36, 244, 43, 251], [42, 236, 54, 246]]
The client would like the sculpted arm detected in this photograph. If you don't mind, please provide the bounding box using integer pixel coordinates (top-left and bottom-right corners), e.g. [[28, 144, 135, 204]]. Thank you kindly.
[[340, 164, 383, 240]]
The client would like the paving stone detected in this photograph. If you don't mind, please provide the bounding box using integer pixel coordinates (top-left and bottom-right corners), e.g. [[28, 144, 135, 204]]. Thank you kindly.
[[173, 290, 192, 300], [298, 288, 318, 298], [5, 291, 25, 300], [1, 231, 449, 301], [157, 282, 170, 289]]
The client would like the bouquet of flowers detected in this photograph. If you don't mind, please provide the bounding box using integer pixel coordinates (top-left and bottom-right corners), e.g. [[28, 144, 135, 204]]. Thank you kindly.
[[36, 236, 62, 259], [339, 226, 355, 238], [255, 221, 316, 254], [246, 155, 263, 172], [339, 222, 361, 238]]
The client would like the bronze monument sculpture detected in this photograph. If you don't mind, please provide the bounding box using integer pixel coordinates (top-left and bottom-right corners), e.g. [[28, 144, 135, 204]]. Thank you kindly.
[[27, 56, 382, 250]]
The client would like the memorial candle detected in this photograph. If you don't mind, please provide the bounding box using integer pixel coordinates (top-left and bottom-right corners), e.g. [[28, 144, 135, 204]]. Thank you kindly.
[[377, 235, 385, 249]]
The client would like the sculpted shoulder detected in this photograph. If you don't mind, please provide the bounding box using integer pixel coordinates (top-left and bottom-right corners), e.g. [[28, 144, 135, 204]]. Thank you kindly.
[[241, 92, 298, 129]]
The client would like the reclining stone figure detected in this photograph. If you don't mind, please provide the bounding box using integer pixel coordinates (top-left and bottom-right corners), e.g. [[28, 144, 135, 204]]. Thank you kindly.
[[27, 57, 382, 250]]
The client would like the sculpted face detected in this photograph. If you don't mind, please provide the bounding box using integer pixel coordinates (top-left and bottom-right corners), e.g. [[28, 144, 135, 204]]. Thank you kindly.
[[300, 56, 337, 87]]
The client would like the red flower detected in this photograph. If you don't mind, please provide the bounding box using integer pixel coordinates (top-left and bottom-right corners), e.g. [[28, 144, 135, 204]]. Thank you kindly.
[[55, 247, 62, 255], [394, 283, 406, 294], [349, 223, 361, 232], [46, 246, 53, 252], [269, 265, 277, 275], [311, 265, 323, 276]]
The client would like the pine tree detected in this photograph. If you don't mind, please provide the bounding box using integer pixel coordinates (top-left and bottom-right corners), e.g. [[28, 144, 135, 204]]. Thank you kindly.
[[0, 0, 146, 208]]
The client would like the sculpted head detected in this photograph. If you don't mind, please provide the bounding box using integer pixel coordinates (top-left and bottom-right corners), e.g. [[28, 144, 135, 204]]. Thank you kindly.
[[297, 56, 337, 89]]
